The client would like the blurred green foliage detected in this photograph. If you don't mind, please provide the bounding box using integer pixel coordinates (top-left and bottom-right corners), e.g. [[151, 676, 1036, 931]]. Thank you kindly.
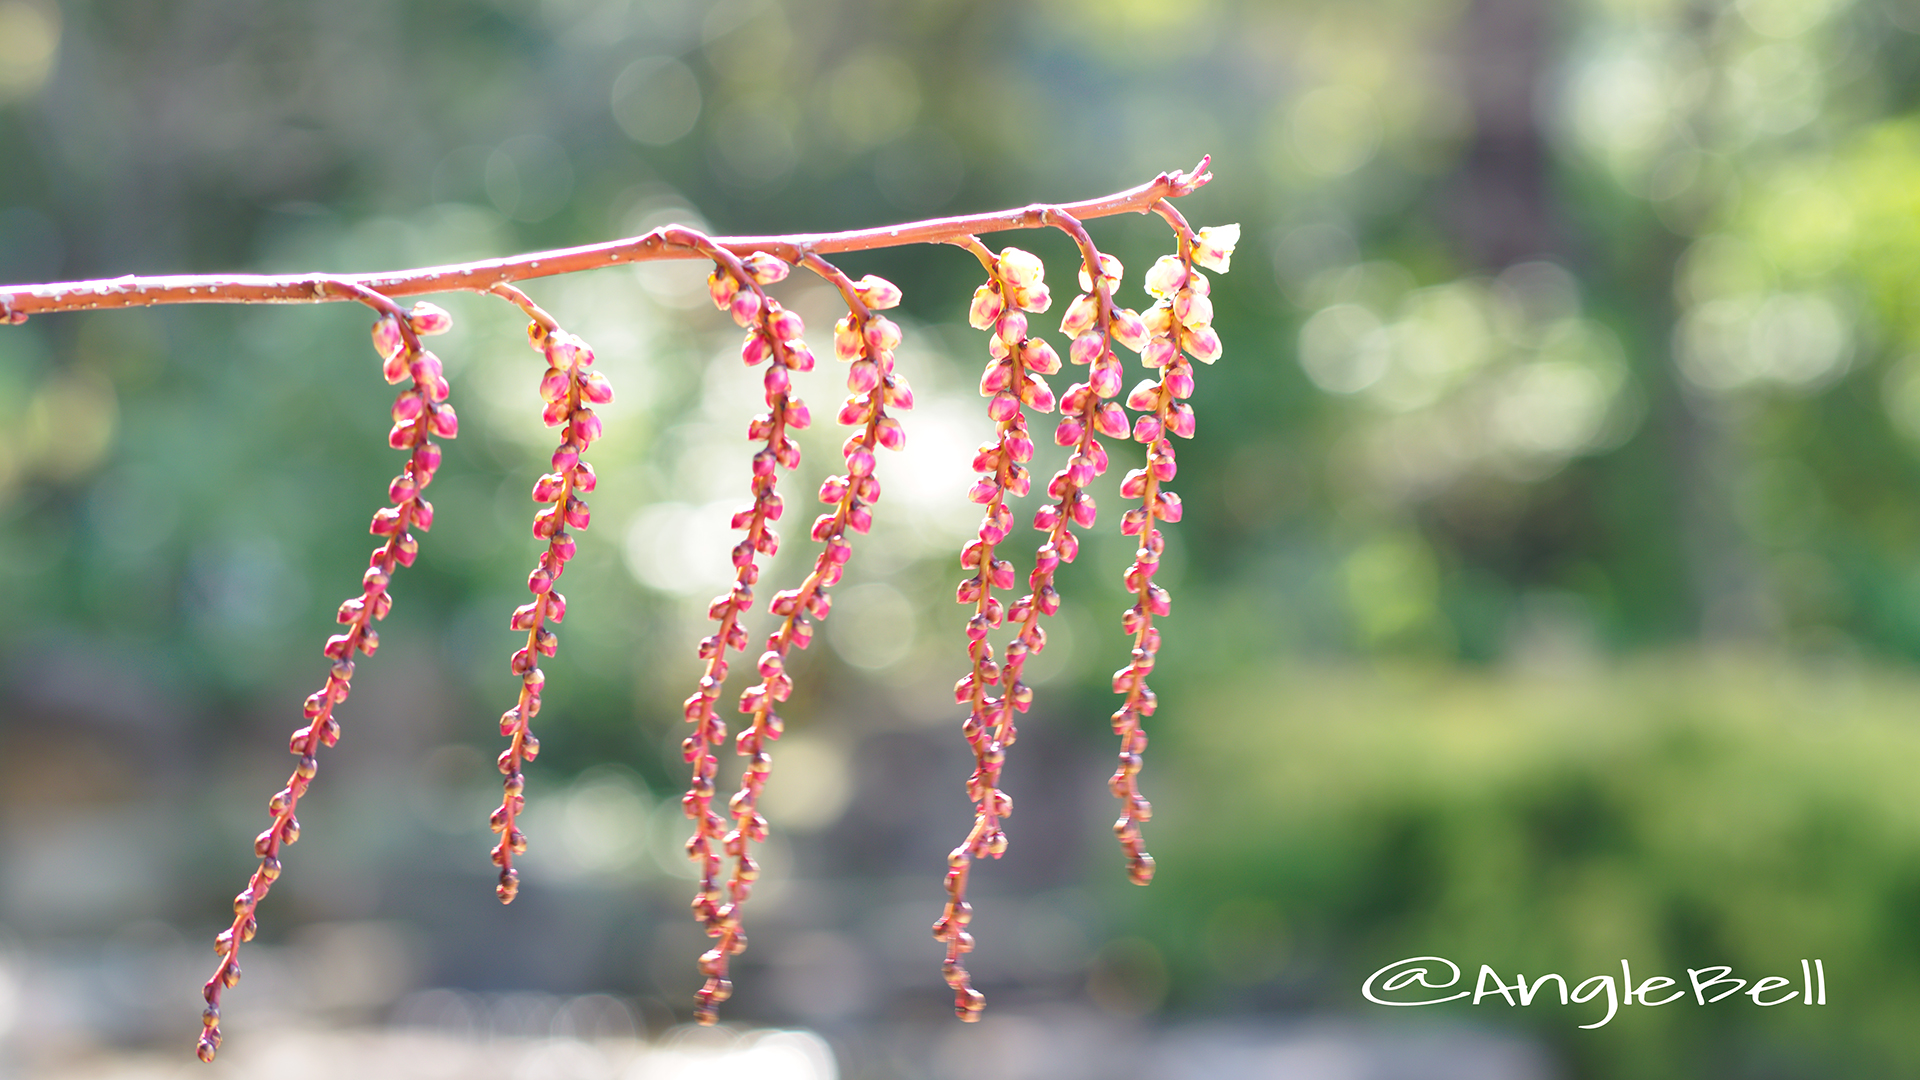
[[5, 0, 1920, 1076]]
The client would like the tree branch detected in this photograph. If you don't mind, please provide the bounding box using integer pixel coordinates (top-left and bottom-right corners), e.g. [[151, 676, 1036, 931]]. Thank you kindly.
[[0, 158, 1211, 322]]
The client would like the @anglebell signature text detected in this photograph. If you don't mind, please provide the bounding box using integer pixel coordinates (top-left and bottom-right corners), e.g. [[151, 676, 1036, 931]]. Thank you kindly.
[[1363, 955, 1828, 1029]]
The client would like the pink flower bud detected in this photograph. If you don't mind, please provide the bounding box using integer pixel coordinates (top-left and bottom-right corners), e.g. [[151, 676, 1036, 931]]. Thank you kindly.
[[998, 247, 1044, 287], [1143, 254, 1187, 299], [741, 330, 772, 367], [392, 393, 426, 423], [1166, 362, 1195, 399], [389, 474, 418, 504], [785, 341, 816, 372], [770, 306, 805, 341], [988, 391, 1021, 422], [415, 441, 443, 474], [848, 359, 881, 394], [1156, 491, 1183, 521], [542, 398, 571, 427], [846, 446, 876, 477], [1185, 324, 1223, 364], [709, 270, 740, 310], [1121, 506, 1149, 536], [731, 290, 762, 327], [838, 397, 871, 426], [785, 400, 811, 429], [372, 315, 405, 361], [1126, 379, 1161, 411], [565, 496, 591, 529], [1120, 468, 1149, 499], [1111, 308, 1150, 352], [1022, 338, 1061, 375], [382, 353, 410, 384], [411, 351, 444, 383], [1133, 414, 1163, 443], [980, 361, 1013, 395], [1191, 223, 1240, 273], [547, 337, 579, 371], [533, 473, 565, 503], [1094, 403, 1129, 438], [1174, 291, 1213, 330], [968, 283, 1004, 330], [1142, 337, 1179, 369], [996, 311, 1027, 346], [887, 374, 915, 409], [1054, 416, 1083, 446], [1167, 402, 1197, 439], [866, 316, 902, 352], [1068, 490, 1097, 528], [1006, 431, 1035, 462], [538, 369, 570, 403], [876, 417, 906, 450], [1017, 283, 1052, 313], [1061, 293, 1098, 336], [968, 478, 998, 505], [581, 371, 615, 404], [571, 408, 603, 445], [1067, 455, 1098, 487], [763, 364, 791, 397], [1021, 374, 1056, 413], [743, 252, 791, 285], [834, 315, 863, 361], [854, 274, 903, 310], [429, 404, 460, 439], [408, 301, 453, 336], [1070, 331, 1104, 367], [1091, 358, 1123, 399]]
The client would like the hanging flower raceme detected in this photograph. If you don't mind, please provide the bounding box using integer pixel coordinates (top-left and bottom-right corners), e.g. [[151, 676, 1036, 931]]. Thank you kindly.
[[677, 247, 817, 1022], [486, 285, 612, 904], [934, 241, 1062, 1019], [693, 263, 909, 1024], [196, 296, 455, 1063]]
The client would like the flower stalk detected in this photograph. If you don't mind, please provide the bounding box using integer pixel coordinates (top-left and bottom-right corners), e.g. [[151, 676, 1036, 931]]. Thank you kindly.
[[694, 256, 908, 1024], [484, 283, 612, 904], [197, 286, 456, 1062], [933, 237, 1061, 1019]]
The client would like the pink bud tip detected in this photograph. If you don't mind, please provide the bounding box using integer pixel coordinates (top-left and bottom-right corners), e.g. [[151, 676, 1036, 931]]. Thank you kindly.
[[770, 307, 805, 341], [855, 275, 904, 310], [731, 291, 762, 327], [582, 371, 615, 404], [744, 252, 791, 285], [408, 301, 453, 336], [1070, 332, 1104, 368], [372, 315, 405, 361], [969, 284, 1004, 331]]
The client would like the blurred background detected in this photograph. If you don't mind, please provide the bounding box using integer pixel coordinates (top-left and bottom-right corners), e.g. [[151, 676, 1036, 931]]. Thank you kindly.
[[4, 0, 1920, 1076]]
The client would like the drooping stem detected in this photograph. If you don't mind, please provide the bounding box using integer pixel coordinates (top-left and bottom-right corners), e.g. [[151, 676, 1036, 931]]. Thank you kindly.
[[674, 239, 816, 1021], [197, 284, 457, 1062], [0, 160, 1211, 319], [934, 236, 1062, 1020], [695, 256, 910, 1025], [483, 283, 613, 904]]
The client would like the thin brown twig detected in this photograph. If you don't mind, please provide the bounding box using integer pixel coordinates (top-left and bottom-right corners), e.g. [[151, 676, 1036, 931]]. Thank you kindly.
[[0, 159, 1211, 320]]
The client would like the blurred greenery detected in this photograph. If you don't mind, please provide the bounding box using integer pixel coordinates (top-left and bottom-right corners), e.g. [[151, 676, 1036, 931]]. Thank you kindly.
[[6, 0, 1920, 1077]]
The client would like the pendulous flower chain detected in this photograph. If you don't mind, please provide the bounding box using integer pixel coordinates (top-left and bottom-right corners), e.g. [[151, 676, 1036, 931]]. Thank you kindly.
[[0, 159, 1231, 1054]]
